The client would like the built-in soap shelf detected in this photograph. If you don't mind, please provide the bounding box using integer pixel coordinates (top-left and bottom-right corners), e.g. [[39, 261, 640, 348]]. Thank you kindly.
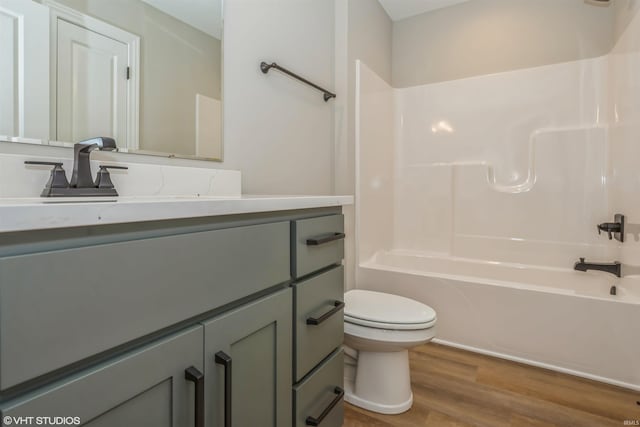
[[406, 125, 607, 194]]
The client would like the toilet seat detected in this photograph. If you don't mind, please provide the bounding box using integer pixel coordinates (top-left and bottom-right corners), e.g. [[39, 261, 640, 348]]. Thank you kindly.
[[344, 290, 436, 330], [344, 314, 436, 330]]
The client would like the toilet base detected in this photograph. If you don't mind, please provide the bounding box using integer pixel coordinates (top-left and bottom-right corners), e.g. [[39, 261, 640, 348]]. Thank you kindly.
[[343, 349, 413, 415], [344, 377, 413, 414]]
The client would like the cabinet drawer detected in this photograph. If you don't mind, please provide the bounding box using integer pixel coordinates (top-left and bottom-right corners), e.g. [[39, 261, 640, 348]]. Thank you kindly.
[[0, 221, 290, 390], [0, 326, 203, 426], [293, 349, 344, 427], [292, 215, 344, 278], [294, 266, 344, 382]]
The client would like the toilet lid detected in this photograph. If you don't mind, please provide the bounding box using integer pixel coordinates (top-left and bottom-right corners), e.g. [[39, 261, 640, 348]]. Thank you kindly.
[[344, 290, 436, 328]]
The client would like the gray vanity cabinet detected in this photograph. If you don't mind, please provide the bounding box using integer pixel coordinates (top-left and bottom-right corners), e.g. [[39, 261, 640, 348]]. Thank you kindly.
[[203, 288, 292, 427], [0, 326, 203, 427], [0, 207, 346, 427], [291, 215, 345, 427]]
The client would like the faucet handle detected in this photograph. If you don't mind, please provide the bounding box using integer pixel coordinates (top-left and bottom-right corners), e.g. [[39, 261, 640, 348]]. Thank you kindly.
[[96, 165, 128, 189], [579, 257, 585, 263], [24, 161, 69, 189]]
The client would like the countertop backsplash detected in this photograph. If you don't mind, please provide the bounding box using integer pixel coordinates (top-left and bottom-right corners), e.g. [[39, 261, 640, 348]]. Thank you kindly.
[[0, 152, 241, 199]]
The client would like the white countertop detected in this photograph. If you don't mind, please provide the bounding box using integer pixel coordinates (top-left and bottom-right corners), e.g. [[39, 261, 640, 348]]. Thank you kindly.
[[0, 195, 353, 233]]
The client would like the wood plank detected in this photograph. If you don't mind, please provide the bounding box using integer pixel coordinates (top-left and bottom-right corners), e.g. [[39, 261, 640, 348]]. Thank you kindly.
[[344, 404, 395, 427], [345, 401, 432, 427], [411, 369, 619, 427], [342, 343, 640, 427], [426, 411, 475, 427], [509, 414, 558, 427], [409, 349, 478, 382], [476, 363, 640, 421]]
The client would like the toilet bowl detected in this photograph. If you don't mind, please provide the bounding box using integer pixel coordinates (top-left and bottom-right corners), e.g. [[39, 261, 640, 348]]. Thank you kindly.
[[343, 289, 437, 414]]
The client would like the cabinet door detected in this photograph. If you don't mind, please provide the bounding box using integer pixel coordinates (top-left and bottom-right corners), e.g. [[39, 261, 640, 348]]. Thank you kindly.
[[1, 326, 203, 427], [203, 289, 292, 427]]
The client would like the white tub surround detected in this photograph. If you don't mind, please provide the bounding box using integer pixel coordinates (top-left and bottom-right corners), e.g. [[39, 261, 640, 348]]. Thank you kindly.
[[356, 60, 612, 269], [355, 17, 640, 390]]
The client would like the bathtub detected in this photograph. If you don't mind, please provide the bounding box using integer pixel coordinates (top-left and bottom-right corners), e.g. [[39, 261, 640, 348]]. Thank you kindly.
[[358, 250, 640, 390]]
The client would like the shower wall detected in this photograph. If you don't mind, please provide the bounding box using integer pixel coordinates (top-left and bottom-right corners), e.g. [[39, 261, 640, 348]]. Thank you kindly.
[[393, 57, 612, 268], [358, 58, 614, 268], [357, 0, 640, 272]]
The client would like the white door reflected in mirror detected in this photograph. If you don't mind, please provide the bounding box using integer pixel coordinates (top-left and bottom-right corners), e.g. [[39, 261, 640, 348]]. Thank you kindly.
[[55, 18, 137, 149], [0, 0, 223, 161]]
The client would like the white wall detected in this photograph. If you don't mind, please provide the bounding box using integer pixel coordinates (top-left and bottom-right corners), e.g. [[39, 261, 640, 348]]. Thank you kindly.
[[223, 0, 335, 195]]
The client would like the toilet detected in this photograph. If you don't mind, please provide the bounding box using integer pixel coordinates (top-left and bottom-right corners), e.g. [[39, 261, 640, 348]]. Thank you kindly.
[[343, 289, 437, 414]]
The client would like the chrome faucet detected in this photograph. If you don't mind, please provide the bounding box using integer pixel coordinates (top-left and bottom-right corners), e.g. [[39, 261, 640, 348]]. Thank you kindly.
[[70, 137, 117, 188], [574, 258, 621, 278]]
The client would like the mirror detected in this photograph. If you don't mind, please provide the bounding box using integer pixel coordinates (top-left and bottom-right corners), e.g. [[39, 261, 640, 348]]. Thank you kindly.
[[0, 0, 223, 160]]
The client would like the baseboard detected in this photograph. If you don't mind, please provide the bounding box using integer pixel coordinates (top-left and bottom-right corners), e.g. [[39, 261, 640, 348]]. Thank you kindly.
[[432, 338, 640, 392]]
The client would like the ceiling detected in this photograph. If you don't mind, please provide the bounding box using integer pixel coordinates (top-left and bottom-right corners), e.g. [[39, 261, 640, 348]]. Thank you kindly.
[[377, 0, 469, 21], [140, 0, 222, 39]]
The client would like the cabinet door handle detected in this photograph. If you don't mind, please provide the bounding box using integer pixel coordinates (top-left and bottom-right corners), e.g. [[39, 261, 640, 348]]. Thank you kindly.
[[184, 366, 204, 427], [306, 232, 345, 246], [306, 301, 345, 326], [215, 351, 232, 427], [305, 386, 344, 426]]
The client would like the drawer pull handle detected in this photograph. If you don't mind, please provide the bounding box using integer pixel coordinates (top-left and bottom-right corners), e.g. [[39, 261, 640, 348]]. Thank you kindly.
[[184, 366, 205, 427], [306, 232, 346, 246], [215, 351, 233, 427], [307, 301, 345, 326], [305, 386, 345, 426]]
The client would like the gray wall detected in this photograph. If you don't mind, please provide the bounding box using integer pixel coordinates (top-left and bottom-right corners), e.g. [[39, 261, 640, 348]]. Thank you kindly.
[[349, 0, 392, 85], [613, 0, 640, 41], [392, 0, 616, 87], [52, 0, 222, 155], [222, 0, 336, 195]]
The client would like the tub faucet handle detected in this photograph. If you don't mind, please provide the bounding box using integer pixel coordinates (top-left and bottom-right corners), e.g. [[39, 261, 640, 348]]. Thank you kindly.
[[596, 214, 625, 242]]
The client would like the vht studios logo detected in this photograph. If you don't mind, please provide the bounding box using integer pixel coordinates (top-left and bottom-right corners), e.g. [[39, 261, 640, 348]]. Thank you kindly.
[[3, 416, 81, 426], [624, 421, 640, 426]]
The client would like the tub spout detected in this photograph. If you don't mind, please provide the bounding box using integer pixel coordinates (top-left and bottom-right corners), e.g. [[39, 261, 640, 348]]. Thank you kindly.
[[574, 258, 621, 278]]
